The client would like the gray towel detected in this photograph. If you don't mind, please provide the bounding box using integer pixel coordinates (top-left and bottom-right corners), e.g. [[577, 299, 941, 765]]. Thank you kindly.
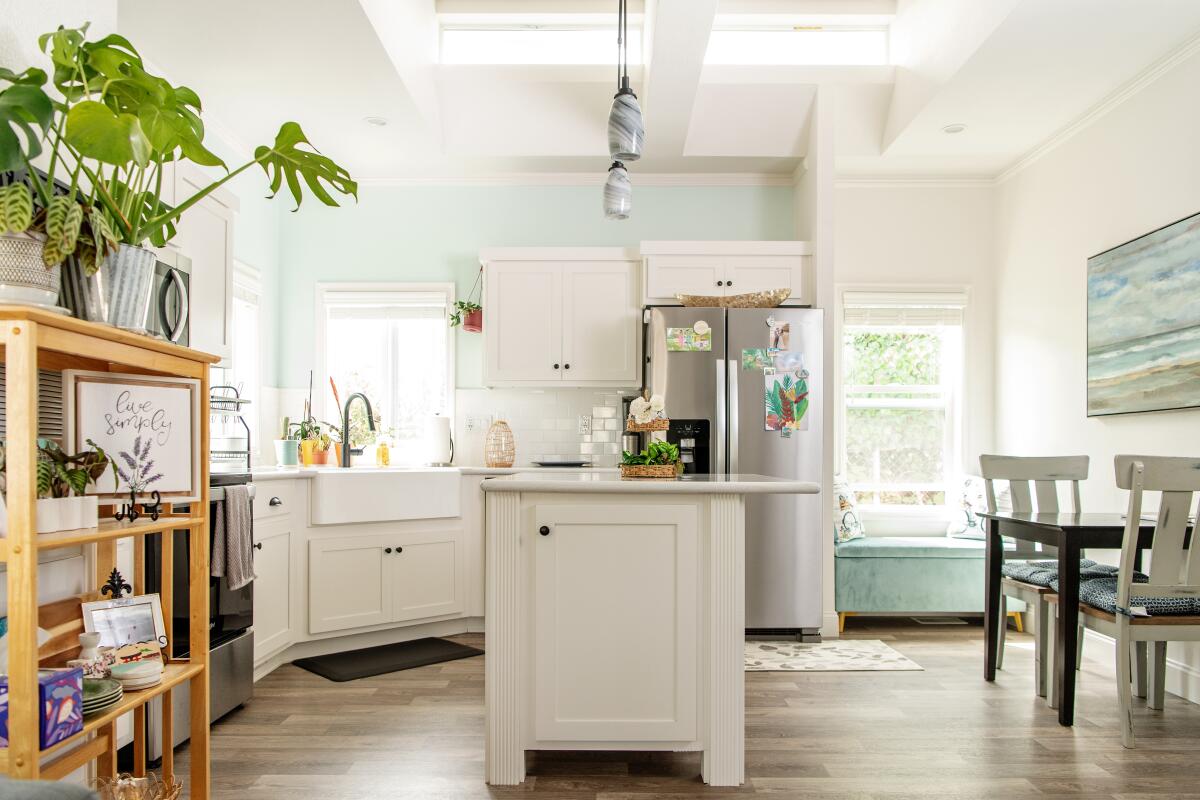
[[211, 485, 256, 590]]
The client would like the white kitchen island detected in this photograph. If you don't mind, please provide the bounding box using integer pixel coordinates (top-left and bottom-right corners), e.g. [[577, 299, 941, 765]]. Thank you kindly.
[[481, 472, 820, 787]]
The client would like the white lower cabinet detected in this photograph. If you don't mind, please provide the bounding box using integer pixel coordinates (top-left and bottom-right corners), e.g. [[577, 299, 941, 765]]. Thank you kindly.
[[252, 516, 295, 662], [532, 504, 699, 743], [309, 527, 465, 635]]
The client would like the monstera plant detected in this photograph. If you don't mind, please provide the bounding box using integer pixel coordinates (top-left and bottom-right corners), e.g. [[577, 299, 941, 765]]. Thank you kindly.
[[0, 23, 357, 331]]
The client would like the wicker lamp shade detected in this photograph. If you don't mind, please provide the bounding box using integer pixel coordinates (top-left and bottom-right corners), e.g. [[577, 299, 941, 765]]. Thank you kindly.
[[484, 420, 516, 467]]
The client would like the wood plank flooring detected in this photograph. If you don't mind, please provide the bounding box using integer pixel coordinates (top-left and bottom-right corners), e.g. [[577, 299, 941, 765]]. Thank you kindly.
[[174, 619, 1200, 799]]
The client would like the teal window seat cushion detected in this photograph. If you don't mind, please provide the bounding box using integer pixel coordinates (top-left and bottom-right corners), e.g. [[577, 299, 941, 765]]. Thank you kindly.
[[835, 536, 1014, 559]]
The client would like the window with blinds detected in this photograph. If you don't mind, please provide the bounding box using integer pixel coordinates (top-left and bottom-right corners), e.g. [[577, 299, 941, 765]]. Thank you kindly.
[[318, 286, 453, 464], [840, 291, 965, 509]]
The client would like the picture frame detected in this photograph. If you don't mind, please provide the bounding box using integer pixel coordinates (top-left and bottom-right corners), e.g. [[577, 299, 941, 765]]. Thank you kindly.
[[64, 370, 201, 502], [81, 593, 168, 665]]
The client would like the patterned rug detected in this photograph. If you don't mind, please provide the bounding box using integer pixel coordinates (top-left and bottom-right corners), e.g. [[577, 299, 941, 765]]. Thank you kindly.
[[745, 639, 923, 671]]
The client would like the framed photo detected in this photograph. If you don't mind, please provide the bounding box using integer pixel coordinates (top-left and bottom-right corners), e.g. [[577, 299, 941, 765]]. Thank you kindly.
[[81, 594, 168, 665], [64, 370, 201, 502]]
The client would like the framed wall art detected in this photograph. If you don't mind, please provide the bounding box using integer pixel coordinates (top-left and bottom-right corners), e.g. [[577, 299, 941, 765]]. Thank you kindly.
[[64, 371, 201, 501], [81, 593, 168, 665]]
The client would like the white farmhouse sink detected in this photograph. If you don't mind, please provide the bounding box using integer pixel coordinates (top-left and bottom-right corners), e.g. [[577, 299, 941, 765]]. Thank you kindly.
[[309, 467, 461, 525]]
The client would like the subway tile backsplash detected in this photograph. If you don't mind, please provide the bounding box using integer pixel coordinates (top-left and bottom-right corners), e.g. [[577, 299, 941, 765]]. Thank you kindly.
[[455, 388, 630, 467]]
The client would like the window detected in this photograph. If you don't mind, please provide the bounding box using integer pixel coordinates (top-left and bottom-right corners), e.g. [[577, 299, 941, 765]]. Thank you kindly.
[[440, 26, 642, 65], [839, 291, 965, 510], [704, 27, 888, 66], [227, 262, 261, 457], [316, 284, 454, 465]]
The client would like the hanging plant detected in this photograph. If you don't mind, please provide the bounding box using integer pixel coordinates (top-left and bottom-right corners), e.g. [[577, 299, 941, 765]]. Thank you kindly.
[[450, 267, 483, 332]]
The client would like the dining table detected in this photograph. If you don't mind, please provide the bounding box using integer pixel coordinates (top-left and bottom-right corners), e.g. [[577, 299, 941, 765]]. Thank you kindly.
[[979, 511, 1170, 727]]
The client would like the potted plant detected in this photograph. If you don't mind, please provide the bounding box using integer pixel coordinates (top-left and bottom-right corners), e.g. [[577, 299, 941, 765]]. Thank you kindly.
[[290, 417, 323, 466], [4, 25, 357, 332], [449, 268, 484, 332], [274, 416, 299, 466], [619, 440, 682, 479], [33, 438, 115, 531]]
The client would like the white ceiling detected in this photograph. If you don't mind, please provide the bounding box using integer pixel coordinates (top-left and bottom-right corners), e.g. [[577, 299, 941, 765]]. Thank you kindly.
[[116, 0, 1200, 182]]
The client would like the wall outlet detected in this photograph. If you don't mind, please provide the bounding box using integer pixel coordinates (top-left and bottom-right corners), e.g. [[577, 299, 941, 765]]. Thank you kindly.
[[466, 415, 493, 433], [578, 415, 592, 436]]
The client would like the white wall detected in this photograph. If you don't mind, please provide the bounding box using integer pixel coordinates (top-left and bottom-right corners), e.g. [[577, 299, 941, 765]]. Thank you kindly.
[[993, 45, 1200, 699]]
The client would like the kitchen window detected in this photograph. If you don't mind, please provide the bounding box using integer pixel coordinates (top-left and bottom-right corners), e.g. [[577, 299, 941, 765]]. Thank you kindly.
[[316, 284, 454, 465], [227, 261, 262, 456], [839, 291, 965, 510]]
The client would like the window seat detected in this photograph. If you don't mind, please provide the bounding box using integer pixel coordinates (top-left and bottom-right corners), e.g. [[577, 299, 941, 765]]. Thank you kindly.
[[835, 535, 1024, 625]]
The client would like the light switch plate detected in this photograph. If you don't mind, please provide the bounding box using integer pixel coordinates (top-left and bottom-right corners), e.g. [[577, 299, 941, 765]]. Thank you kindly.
[[466, 415, 493, 433], [577, 415, 592, 435]]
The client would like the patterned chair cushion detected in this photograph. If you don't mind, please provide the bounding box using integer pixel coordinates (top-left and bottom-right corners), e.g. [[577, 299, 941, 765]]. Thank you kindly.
[[1073, 576, 1200, 617], [1001, 560, 1060, 587]]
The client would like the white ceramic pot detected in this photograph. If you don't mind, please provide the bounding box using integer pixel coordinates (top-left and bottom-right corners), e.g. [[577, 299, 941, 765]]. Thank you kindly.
[[0, 232, 61, 307], [36, 497, 63, 533], [76, 495, 99, 529], [61, 496, 85, 530]]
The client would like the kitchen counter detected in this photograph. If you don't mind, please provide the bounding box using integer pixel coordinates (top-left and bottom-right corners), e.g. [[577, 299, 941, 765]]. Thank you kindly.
[[481, 471, 818, 494], [251, 465, 618, 481]]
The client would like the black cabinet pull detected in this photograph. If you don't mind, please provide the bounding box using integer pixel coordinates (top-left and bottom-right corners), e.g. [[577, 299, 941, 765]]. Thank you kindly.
[[385, 547, 392, 554], [396, 546, 403, 553], [269, 497, 283, 507], [553, 363, 560, 369], [539, 525, 551, 536], [253, 542, 263, 551]]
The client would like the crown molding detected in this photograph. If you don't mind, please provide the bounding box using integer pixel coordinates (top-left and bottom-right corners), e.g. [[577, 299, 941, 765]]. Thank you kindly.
[[834, 176, 996, 189], [355, 172, 797, 187], [997, 30, 1200, 185]]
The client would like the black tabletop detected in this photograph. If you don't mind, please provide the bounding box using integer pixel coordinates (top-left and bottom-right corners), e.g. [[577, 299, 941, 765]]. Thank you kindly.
[[977, 511, 1147, 531]]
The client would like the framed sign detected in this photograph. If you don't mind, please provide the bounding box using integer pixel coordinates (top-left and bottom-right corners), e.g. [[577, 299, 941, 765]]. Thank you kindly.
[[65, 371, 201, 502], [81, 593, 168, 664]]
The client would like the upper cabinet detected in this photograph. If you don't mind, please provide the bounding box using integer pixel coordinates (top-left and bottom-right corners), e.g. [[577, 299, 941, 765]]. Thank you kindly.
[[641, 241, 812, 306], [165, 164, 239, 363], [482, 249, 641, 387]]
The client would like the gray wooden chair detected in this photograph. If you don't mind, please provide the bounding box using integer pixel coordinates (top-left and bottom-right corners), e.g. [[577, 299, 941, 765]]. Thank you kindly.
[[980, 454, 1089, 697], [1049, 455, 1200, 747]]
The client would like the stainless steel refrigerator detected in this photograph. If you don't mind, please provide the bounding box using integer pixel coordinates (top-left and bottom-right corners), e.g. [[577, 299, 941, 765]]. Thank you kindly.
[[644, 306, 823, 635]]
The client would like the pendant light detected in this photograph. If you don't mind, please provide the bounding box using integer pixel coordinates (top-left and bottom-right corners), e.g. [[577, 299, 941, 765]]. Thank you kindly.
[[607, 0, 643, 161], [603, 161, 631, 220]]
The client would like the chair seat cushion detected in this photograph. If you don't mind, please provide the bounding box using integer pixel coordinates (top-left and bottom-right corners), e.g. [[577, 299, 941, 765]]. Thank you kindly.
[[1074, 576, 1199, 617], [1001, 560, 1059, 587]]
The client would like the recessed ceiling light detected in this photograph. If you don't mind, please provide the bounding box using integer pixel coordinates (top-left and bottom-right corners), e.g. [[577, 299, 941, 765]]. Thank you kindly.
[[942, 123, 967, 134], [364, 116, 389, 127]]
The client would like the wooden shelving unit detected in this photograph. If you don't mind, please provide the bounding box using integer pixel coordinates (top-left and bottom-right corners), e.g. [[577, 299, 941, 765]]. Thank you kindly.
[[0, 307, 219, 794]]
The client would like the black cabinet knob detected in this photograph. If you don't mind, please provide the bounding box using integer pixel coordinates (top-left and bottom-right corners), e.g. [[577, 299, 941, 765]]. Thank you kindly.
[[396, 546, 403, 553], [539, 526, 550, 536], [553, 363, 560, 369], [385, 547, 392, 554], [253, 542, 263, 551], [564, 363, 570, 370], [726, 280, 733, 287], [716, 280, 724, 286], [269, 497, 283, 506]]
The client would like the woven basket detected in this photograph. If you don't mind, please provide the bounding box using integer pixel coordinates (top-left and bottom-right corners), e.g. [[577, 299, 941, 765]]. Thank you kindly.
[[484, 420, 515, 467], [626, 416, 670, 432], [620, 463, 679, 479], [676, 287, 791, 308]]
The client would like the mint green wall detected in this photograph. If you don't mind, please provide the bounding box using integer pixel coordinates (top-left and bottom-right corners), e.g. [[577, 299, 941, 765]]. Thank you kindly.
[[274, 184, 795, 389]]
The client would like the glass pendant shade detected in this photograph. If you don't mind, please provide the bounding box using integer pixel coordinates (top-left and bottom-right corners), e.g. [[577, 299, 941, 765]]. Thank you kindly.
[[607, 88, 644, 161], [603, 161, 631, 220]]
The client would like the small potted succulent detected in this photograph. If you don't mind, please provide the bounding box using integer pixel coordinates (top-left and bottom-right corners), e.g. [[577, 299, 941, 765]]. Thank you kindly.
[[274, 416, 300, 466]]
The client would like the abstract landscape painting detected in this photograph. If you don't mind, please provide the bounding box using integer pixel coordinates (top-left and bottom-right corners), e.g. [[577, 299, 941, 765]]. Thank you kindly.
[[1087, 211, 1200, 416]]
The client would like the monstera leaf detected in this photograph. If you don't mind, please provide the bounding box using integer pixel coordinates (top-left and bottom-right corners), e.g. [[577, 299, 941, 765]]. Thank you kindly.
[[0, 67, 53, 172], [255, 122, 358, 209], [65, 100, 151, 167]]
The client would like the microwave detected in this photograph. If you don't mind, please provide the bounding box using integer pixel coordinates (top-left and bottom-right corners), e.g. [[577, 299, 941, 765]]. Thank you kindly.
[[149, 248, 191, 346]]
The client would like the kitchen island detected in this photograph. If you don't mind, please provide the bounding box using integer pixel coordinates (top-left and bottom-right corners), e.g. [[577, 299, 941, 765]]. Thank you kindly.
[[481, 472, 820, 787]]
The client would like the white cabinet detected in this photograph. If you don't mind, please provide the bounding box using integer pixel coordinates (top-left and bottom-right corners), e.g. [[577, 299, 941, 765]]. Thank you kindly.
[[170, 165, 238, 362], [532, 504, 698, 743], [252, 516, 295, 662], [482, 248, 640, 387], [641, 241, 812, 306], [308, 527, 465, 635]]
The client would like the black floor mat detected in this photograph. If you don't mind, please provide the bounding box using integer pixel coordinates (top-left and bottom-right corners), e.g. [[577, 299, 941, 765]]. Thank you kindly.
[[293, 637, 483, 682]]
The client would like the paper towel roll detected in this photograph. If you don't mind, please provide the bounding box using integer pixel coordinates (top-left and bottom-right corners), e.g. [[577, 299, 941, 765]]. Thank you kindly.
[[427, 415, 454, 465]]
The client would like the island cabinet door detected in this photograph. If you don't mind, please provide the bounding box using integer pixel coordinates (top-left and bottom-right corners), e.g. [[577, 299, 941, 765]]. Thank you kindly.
[[308, 535, 394, 634], [532, 504, 699, 743], [392, 529, 466, 623]]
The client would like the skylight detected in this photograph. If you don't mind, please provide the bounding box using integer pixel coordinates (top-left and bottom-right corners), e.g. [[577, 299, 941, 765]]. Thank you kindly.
[[441, 27, 642, 65], [704, 28, 888, 66]]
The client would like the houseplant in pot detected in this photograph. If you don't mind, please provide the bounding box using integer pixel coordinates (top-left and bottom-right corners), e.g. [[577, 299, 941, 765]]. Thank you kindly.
[[9, 25, 357, 332], [449, 267, 483, 332], [274, 416, 299, 466], [34, 439, 115, 531]]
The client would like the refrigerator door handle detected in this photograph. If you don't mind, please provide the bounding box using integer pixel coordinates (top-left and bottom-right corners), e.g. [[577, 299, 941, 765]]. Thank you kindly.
[[715, 357, 726, 475], [728, 359, 739, 474]]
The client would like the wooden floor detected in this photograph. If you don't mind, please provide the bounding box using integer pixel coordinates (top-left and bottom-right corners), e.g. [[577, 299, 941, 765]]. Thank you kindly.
[[175, 619, 1200, 799]]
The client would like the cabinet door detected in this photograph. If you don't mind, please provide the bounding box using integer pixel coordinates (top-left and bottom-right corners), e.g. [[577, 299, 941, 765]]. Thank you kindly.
[[644, 255, 724, 301], [392, 529, 465, 623], [533, 504, 698, 742], [172, 167, 235, 362], [253, 517, 294, 661], [484, 261, 562, 384], [308, 535, 392, 634], [560, 261, 639, 384], [723, 256, 807, 299]]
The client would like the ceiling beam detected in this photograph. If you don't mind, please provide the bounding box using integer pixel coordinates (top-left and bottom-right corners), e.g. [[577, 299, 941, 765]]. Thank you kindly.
[[358, 0, 444, 150], [641, 0, 721, 157]]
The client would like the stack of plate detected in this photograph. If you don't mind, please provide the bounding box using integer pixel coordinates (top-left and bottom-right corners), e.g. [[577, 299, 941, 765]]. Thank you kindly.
[[82, 678, 123, 717], [111, 659, 164, 691]]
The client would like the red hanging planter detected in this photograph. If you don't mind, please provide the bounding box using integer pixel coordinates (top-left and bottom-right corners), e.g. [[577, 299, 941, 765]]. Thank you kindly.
[[463, 307, 483, 332]]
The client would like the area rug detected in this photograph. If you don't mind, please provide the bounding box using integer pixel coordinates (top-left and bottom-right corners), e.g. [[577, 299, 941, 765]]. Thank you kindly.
[[745, 639, 922, 671], [294, 637, 483, 682]]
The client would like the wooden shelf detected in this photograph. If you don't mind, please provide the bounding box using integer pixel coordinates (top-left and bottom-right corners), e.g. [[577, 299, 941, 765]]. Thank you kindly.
[[0, 662, 204, 775], [0, 515, 205, 560]]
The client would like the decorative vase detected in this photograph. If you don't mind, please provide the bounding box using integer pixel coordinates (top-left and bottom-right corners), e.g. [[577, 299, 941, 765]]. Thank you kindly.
[[78, 632, 102, 662], [0, 232, 61, 307], [484, 420, 515, 468], [463, 308, 483, 332], [63, 243, 157, 332], [274, 439, 299, 466]]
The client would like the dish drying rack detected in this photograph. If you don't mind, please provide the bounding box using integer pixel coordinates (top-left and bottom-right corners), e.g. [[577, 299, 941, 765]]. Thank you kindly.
[[211, 384, 252, 471]]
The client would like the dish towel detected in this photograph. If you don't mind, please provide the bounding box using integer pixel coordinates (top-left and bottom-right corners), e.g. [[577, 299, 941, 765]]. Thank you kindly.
[[212, 485, 256, 590]]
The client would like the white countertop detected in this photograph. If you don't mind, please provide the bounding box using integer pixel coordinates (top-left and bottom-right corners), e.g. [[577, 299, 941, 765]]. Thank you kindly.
[[480, 472, 821, 494], [251, 465, 619, 481]]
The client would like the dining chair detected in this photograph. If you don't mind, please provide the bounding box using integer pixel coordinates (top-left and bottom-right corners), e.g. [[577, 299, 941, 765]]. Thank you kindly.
[[980, 454, 1089, 697], [1049, 455, 1200, 748]]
